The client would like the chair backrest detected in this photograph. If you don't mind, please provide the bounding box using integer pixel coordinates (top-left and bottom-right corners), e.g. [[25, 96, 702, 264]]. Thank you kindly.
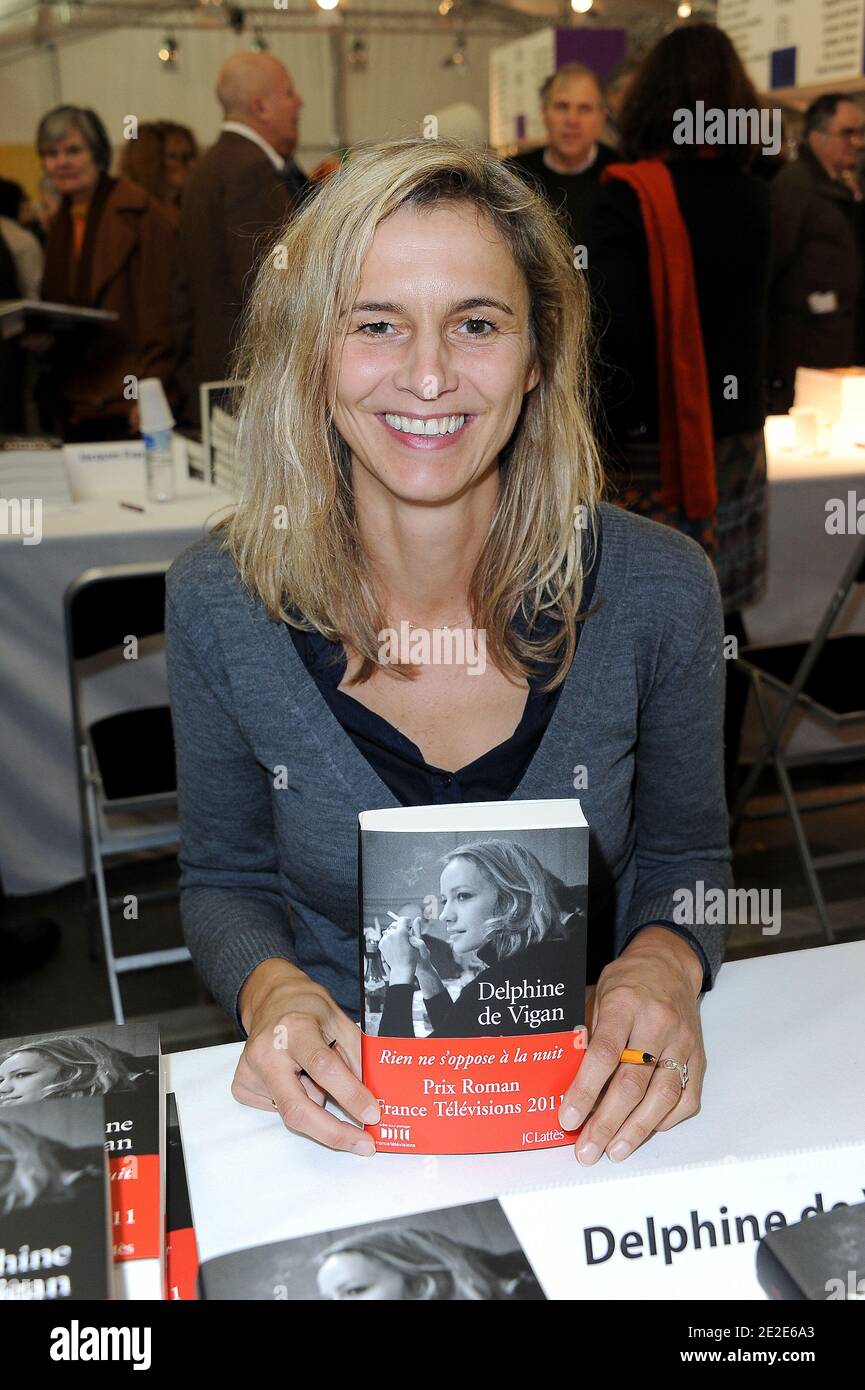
[[63, 563, 171, 760], [64, 563, 170, 661]]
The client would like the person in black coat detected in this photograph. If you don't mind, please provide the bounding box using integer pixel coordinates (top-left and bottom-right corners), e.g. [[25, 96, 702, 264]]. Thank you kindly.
[[377, 839, 584, 1039], [584, 23, 772, 805], [767, 94, 865, 413]]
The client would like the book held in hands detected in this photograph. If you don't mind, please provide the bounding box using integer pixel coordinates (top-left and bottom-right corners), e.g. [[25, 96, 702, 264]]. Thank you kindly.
[[358, 799, 588, 1154]]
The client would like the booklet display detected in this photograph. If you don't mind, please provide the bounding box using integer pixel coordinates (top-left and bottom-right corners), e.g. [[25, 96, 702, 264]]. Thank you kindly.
[[359, 799, 588, 1154], [198, 1198, 546, 1300], [0, 1022, 163, 1272], [0, 1096, 111, 1301]]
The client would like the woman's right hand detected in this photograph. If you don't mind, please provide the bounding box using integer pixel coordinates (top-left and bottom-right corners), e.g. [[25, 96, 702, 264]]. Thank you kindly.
[[232, 958, 380, 1156]]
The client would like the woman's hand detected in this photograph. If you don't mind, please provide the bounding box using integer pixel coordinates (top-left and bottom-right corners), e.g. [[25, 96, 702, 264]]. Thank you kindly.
[[558, 927, 706, 1165], [378, 915, 430, 983], [232, 958, 380, 1156]]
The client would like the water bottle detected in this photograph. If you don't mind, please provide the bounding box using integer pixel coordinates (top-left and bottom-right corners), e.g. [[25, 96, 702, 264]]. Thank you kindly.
[[138, 378, 176, 503], [144, 428, 175, 503]]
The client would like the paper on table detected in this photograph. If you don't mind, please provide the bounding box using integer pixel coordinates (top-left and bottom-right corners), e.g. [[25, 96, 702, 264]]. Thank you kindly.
[[168, 943, 865, 1291], [501, 1142, 865, 1300]]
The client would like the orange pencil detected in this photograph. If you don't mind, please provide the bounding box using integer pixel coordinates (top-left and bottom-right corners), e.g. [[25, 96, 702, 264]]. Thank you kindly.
[[620, 1049, 656, 1065]]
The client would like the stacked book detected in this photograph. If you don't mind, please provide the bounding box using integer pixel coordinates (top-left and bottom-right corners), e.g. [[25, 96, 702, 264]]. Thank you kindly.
[[0, 435, 71, 508], [0, 1021, 198, 1302]]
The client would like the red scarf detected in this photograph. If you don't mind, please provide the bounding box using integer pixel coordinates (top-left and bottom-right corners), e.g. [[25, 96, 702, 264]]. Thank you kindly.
[[600, 159, 717, 519]]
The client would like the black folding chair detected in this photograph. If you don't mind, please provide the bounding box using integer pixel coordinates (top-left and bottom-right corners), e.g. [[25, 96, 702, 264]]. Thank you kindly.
[[731, 535, 865, 943], [64, 562, 189, 1023]]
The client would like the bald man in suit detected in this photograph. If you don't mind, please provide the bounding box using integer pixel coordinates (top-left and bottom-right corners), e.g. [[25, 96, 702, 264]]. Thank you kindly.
[[175, 53, 307, 423]]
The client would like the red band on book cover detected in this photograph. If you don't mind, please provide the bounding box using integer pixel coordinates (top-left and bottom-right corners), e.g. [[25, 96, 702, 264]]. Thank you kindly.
[[166, 1226, 200, 1300], [362, 1029, 586, 1155], [109, 1152, 160, 1260]]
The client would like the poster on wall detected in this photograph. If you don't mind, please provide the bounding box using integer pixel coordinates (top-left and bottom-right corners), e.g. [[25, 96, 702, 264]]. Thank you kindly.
[[717, 0, 865, 91]]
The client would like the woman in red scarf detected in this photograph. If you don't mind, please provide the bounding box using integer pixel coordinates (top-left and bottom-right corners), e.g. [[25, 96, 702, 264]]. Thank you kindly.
[[586, 24, 772, 803]]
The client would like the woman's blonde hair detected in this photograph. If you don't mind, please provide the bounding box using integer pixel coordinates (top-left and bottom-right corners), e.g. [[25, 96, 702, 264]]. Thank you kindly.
[[0, 1121, 102, 1215], [441, 839, 572, 961], [315, 1225, 531, 1300], [0, 1036, 152, 1101], [219, 136, 602, 688]]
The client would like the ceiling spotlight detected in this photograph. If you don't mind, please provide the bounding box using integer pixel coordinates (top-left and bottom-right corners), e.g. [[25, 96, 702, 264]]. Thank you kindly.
[[316, 0, 341, 10], [571, 0, 593, 12], [251, 27, 269, 51], [677, 0, 692, 14], [158, 34, 178, 66], [227, 6, 245, 33]]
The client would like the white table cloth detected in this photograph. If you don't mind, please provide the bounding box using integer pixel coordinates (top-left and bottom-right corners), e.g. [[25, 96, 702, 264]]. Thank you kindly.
[[167, 941, 865, 1300], [0, 449, 232, 894]]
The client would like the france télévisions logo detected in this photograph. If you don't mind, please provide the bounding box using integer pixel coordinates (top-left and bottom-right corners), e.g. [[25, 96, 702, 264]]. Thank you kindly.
[[380, 1125, 411, 1142]]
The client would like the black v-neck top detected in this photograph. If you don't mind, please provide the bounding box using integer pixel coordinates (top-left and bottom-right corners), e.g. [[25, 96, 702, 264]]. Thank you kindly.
[[288, 517, 602, 807]]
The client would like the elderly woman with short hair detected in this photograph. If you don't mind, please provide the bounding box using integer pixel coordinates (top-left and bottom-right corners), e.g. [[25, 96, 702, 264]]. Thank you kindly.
[[36, 104, 177, 439], [166, 137, 732, 1165]]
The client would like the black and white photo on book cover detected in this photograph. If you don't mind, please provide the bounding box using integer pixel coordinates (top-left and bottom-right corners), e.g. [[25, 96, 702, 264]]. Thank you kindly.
[[361, 813, 588, 1040], [0, 1020, 158, 1111], [0, 1095, 111, 1301], [198, 1199, 546, 1301], [0, 1021, 162, 1263]]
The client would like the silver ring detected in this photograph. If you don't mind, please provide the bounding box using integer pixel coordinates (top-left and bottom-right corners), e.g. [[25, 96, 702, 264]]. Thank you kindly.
[[657, 1058, 689, 1089]]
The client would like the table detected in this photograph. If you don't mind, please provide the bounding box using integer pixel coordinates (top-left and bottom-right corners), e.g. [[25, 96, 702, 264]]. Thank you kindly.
[[0, 448, 233, 894], [167, 940, 865, 1300], [752, 418, 865, 646]]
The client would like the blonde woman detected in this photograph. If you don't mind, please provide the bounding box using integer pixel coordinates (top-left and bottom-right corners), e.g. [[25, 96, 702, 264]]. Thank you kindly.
[[315, 1225, 543, 1300], [0, 1035, 154, 1105], [0, 1120, 104, 1214], [377, 839, 583, 1038], [166, 137, 731, 1167]]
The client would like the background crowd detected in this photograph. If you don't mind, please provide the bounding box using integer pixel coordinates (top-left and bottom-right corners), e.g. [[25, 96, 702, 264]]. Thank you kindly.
[[1, 21, 863, 807]]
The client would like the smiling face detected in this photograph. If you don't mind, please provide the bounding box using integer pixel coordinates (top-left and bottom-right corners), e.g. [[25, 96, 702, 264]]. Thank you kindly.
[[331, 202, 540, 510], [317, 1251, 407, 1300], [39, 130, 101, 201], [438, 856, 500, 959], [0, 1050, 61, 1105]]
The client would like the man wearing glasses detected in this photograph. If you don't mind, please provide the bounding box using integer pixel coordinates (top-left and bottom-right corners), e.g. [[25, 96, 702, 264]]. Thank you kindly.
[[768, 93, 865, 413]]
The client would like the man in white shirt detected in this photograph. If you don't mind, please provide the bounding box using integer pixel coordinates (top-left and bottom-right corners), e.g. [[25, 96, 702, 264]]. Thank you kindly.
[[175, 53, 305, 423]]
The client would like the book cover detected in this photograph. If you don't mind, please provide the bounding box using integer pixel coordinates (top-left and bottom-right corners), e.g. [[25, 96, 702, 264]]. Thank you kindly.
[[359, 799, 588, 1154], [198, 1199, 546, 1300], [0, 1022, 163, 1271], [165, 1092, 199, 1301], [0, 1095, 111, 1301]]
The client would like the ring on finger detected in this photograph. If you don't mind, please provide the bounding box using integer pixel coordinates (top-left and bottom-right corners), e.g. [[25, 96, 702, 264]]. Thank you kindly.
[[657, 1058, 689, 1090]]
